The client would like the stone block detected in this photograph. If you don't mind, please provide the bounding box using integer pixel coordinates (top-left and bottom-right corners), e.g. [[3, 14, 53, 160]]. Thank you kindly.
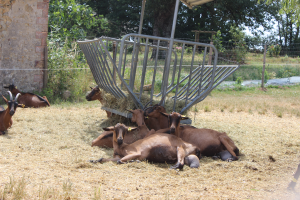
[[38, 24, 48, 32], [34, 74, 43, 83], [42, 9, 48, 17], [37, 2, 49, 9], [35, 31, 47, 39], [36, 46, 45, 53], [36, 17, 48, 25], [34, 60, 44, 69], [41, 37, 47, 46]]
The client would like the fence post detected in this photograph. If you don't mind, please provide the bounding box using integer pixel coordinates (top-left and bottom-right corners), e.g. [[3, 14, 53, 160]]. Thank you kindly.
[[113, 41, 117, 81], [261, 44, 267, 88], [43, 46, 48, 88], [208, 41, 213, 65]]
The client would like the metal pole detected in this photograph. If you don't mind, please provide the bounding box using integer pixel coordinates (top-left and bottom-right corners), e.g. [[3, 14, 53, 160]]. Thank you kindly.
[[208, 41, 213, 65], [113, 41, 117, 81], [161, 0, 180, 105], [261, 44, 266, 88], [138, 0, 146, 35]]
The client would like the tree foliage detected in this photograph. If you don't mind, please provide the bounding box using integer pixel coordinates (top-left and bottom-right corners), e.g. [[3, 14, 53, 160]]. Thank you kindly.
[[260, 0, 300, 26], [49, 0, 109, 40]]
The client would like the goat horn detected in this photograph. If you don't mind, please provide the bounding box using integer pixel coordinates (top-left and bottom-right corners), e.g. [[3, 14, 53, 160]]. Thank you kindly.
[[7, 91, 13, 100], [158, 93, 167, 106], [90, 87, 93, 90], [143, 100, 152, 110], [15, 93, 21, 101]]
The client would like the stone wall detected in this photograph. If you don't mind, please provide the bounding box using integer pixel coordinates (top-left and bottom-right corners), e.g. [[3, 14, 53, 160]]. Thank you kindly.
[[0, 0, 49, 93]]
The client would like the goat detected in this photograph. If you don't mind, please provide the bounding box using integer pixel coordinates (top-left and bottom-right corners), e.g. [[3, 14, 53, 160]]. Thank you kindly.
[[4, 84, 50, 108], [91, 109, 153, 148], [86, 86, 112, 118], [155, 112, 239, 161], [143, 96, 169, 131], [90, 123, 201, 169], [0, 91, 20, 135], [144, 104, 169, 131]]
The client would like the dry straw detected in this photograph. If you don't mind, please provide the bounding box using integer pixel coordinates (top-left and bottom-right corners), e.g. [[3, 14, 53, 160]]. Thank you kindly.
[[103, 91, 190, 115], [0, 99, 300, 199]]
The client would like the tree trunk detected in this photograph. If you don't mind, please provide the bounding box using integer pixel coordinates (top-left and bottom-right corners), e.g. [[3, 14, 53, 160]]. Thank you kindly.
[[150, 0, 176, 59], [295, 26, 299, 42]]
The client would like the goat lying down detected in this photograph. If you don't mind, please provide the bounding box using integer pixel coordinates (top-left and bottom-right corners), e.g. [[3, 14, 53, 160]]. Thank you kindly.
[[91, 109, 153, 148], [90, 123, 201, 169], [152, 111, 240, 161], [4, 84, 50, 108], [0, 92, 20, 135]]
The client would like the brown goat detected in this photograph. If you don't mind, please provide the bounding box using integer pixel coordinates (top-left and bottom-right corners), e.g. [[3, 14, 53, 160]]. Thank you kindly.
[[90, 123, 201, 169], [144, 104, 169, 131], [155, 112, 240, 161], [86, 86, 112, 117], [0, 92, 20, 135], [91, 109, 153, 148], [4, 84, 50, 108]]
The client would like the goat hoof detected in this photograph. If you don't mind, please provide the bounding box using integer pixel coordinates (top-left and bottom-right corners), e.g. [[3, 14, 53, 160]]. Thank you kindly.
[[117, 160, 125, 164], [89, 158, 103, 163], [170, 162, 184, 170], [212, 156, 219, 160], [226, 158, 233, 162]]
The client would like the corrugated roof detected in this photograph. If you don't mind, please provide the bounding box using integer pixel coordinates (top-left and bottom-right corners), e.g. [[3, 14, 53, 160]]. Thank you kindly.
[[180, 0, 214, 9]]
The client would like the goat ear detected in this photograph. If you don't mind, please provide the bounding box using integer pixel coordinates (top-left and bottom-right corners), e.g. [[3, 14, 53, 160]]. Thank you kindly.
[[103, 126, 114, 131], [181, 115, 189, 120], [127, 127, 137, 132], [160, 112, 169, 117], [18, 104, 27, 108]]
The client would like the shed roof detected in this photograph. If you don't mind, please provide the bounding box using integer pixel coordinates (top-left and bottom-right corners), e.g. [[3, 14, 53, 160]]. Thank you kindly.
[[180, 0, 213, 9]]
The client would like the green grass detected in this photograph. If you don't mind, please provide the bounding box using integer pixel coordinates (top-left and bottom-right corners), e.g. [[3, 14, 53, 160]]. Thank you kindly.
[[195, 84, 300, 118]]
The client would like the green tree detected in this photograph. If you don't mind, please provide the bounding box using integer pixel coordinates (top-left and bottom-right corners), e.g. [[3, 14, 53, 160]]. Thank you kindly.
[[261, 0, 300, 26], [228, 26, 248, 63], [49, 0, 109, 40]]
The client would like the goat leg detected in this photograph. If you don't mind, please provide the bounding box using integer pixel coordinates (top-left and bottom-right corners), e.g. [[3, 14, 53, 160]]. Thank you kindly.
[[170, 162, 184, 170], [119, 153, 142, 163], [90, 156, 122, 163], [89, 158, 103, 163], [170, 146, 185, 170], [219, 136, 239, 161]]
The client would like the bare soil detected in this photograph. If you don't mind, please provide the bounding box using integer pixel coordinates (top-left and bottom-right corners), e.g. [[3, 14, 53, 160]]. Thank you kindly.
[[0, 101, 300, 199]]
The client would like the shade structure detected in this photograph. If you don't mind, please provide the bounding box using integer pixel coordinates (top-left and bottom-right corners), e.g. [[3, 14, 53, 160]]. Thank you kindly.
[[180, 0, 213, 9]]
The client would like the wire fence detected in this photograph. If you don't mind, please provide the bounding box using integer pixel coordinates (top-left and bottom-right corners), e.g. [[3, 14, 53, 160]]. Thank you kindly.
[[1, 38, 300, 104]]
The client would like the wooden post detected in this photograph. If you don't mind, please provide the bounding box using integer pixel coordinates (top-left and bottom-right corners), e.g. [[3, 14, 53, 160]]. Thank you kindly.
[[261, 44, 267, 88], [43, 46, 48, 88]]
